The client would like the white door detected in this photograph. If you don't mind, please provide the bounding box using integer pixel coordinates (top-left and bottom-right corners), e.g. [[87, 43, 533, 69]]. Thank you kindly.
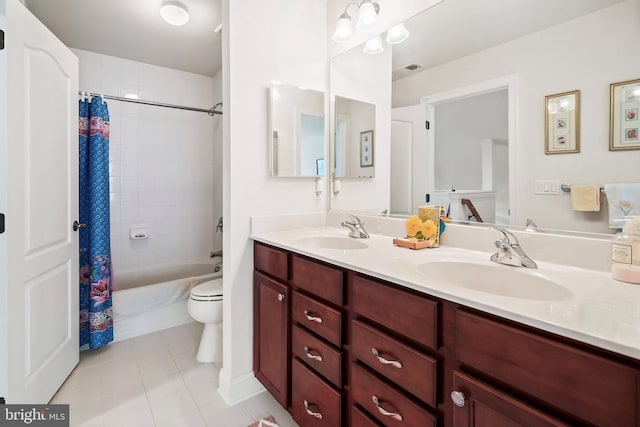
[[6, 0, 79, 403]]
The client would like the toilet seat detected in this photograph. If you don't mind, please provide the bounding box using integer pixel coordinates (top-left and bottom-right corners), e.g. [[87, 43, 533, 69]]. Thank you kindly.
[[190, 279, 223, 302]]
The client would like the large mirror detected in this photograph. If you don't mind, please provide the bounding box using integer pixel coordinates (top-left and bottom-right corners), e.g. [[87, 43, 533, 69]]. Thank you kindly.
[[269, 82, 325, 177], [334, 96, 376, 178], [329, 0, 640, 234]]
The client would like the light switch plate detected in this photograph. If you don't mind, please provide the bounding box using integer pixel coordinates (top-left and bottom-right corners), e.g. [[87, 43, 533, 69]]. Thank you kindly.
[[535, 180, 560, 195]]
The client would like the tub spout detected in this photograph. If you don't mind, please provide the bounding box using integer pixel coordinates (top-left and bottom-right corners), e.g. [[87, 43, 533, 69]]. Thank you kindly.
[[210, 250, 223, 259]]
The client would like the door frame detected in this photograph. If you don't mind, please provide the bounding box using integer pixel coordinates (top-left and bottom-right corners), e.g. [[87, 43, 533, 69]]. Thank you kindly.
[[420, 74, 518, 225]]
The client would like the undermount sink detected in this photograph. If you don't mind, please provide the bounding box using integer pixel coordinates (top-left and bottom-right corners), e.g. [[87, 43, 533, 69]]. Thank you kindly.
[[296, 235, 368, 250], [417, 261, 573, 301]]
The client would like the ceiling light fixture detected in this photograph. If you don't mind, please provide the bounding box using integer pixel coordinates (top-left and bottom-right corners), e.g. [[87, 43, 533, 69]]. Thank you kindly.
[[332, 1, 380, 43], [160, 1, 190, 27], [385, 23, 409, 45]]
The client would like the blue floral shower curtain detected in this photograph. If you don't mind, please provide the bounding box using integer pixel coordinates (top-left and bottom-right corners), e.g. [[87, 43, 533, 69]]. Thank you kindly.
[[79, 96, 113, 349]]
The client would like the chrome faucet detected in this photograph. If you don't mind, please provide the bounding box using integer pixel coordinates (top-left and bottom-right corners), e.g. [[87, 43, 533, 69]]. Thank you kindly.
[[341, 213, 370, 239], [490, 227, 537, 269], [210, 250, 223, 259]]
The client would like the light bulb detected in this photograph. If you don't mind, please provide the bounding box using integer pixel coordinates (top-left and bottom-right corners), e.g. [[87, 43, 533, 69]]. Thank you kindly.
[[160, 1, 189, 26], [332, 14, 353, 43], [357, 1, 379, 31], [363, 35, 384, 55], [386, 23, 409, 45]]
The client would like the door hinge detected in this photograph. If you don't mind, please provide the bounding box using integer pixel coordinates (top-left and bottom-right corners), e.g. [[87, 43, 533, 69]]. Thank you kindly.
[[425, 120, 430, 130], [0, 30, 4, 51], [0, 213, 4, 234]]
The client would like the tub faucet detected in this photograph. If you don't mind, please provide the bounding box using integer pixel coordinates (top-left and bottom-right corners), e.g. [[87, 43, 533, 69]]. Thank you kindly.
[[341, 213, 370, 239], [489, 227, 537, 269], [210, 250, 223, 259]]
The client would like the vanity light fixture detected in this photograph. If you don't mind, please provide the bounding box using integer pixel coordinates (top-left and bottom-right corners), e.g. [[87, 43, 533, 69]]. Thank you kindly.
[[356, 0, 380, 31], [385, 23, 410, 45], [362, 34, 384, 55], [332, 1, 380, 43], [160, 1, 190, 26]]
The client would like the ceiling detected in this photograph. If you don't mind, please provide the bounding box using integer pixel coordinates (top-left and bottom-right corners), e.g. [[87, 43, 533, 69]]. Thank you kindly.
[[391, 0, 625, 80], [25, 0, 222, 76]]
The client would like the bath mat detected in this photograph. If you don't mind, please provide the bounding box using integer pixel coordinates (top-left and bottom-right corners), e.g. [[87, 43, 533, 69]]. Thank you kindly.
[[248, 415, 280, 427]]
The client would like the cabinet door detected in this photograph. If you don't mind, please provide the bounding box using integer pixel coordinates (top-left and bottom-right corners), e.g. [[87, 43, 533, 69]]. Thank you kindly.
[[452, 371, 569, 427], [254, 272, 289, 407]]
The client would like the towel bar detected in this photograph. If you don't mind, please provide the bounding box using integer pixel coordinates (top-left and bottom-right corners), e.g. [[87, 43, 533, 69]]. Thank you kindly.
[[560, 184, 604, 193]]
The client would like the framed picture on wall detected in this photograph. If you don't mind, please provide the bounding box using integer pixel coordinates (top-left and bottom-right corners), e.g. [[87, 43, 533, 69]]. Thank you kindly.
[[545, 90, 580, 154], [610, 78, 640, 151], [360, 130, 374, 167]]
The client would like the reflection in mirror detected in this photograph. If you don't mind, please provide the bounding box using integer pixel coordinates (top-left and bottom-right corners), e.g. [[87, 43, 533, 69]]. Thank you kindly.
[[330, 0, 640, 234], [334, 96, 376, 178], [269, 82, 325, 177]]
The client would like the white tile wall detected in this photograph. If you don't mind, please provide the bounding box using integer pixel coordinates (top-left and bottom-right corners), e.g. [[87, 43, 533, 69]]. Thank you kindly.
[[73, 49, 216, 274]]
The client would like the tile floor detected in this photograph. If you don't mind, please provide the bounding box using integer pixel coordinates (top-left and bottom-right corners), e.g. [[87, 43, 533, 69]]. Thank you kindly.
[[51, 322, 299, 427]]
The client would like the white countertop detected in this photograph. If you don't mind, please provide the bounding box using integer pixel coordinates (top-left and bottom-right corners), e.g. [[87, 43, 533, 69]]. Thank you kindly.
[[251, 225, 640, 361]]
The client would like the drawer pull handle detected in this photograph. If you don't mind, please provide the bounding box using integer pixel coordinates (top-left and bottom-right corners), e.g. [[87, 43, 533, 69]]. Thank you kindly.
[[304, 400, 323, 419], [372, 395, 403, 421], [304, 310, 323, 323], [304, 346, 323, 362], [278, 293, 284, 302], [451, 390, 466, 408], [372, 348, 403, 369]]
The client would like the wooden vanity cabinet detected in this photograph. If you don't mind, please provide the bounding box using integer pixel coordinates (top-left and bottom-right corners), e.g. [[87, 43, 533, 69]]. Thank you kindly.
[[454, 309, 640, 427], [253, 242, 290, 408], [290, 254, 346, 426], [350, 274, 440, 425], [253, 242, 640, 427], [451, 370, 569, 427]]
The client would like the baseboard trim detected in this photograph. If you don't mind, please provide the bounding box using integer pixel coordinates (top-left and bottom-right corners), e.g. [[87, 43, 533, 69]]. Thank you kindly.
[[217, 369, 265, 406]]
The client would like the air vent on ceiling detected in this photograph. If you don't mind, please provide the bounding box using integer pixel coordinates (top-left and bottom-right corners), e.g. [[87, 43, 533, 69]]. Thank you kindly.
[[392, 63, 424, 81]]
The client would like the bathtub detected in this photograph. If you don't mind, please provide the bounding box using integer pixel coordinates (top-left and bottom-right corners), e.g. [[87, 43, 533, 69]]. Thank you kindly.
[[112, 260, 222, 342]]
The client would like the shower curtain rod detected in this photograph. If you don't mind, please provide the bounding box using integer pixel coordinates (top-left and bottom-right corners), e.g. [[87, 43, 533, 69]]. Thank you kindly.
[[78, 91, 223, 116]]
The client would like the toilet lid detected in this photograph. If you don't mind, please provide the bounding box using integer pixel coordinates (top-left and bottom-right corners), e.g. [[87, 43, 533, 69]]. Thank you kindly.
[[191, 279, 223, 299]]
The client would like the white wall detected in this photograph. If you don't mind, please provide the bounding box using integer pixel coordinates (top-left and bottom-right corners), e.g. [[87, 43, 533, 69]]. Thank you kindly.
[[434, 89, 508, 191], [392, 0, 640, 233], [73, 49, 216, 277], [0, 0, 8, 398], [219, 0, 327, 404]]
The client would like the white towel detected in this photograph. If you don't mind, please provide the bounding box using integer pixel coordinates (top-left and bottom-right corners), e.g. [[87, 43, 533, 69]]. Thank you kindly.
[[604, 183, 640, 227]]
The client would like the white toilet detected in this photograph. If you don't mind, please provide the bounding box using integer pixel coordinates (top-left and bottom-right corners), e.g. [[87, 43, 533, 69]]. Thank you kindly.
[[187, 278, 223, 363]]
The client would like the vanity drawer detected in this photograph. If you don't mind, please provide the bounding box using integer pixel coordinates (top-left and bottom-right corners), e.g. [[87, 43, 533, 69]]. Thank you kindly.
[[352, 275, 439, 349], [292, 325, 342, 388], [351, 363, 437, 427], [292, 255, 343, 305], [351, 319, 437, 407], [254, 243, 288, 282], [456, 310, 639, 427], [292, 291, 342, 347], [351, 405, 383, 427], [291, 358, 342, 427]]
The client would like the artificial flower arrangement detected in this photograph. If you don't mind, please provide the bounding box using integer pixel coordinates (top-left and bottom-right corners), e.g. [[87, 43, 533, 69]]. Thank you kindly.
[[405, 215, 439, 247], [393, 205, 446, 249]]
